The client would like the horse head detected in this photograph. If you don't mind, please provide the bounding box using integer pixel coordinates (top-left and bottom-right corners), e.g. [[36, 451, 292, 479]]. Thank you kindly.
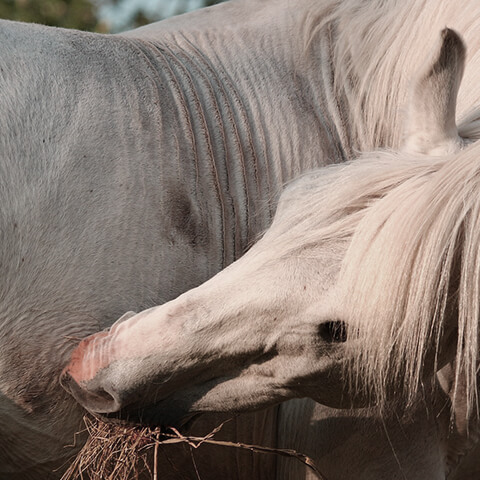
[[61, 148, 480, 426]]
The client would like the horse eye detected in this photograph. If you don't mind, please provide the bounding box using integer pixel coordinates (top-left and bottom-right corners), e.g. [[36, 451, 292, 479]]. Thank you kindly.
[[318, 321, 348, 343]]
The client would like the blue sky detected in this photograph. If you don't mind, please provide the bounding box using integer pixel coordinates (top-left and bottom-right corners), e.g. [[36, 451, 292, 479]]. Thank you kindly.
[[98, 0, 207, 32]]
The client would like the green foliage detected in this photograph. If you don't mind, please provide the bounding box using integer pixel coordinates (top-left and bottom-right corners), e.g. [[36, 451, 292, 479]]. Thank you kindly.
[[0, 0, 225, 33], [104, 0, 225, 33], [136, 0, 224, 29], [130, 9, 151, 29], [0, 0, 106, 31]]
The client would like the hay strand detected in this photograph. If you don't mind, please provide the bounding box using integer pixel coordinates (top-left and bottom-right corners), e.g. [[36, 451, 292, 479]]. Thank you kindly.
[[61, 416, 326, 480]]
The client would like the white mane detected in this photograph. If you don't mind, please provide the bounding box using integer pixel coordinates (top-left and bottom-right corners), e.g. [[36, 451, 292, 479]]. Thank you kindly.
[[340, 142, 480, 417], [269, 138, 480, 418]]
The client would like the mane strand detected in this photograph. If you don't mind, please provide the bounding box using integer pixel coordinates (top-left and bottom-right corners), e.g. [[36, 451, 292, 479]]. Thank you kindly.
[[338, 144, 480, 416]]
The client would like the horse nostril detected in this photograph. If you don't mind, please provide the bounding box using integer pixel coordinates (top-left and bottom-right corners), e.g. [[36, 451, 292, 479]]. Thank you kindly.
[[61, 372, 123, 414], [318, 321, 348, 343]]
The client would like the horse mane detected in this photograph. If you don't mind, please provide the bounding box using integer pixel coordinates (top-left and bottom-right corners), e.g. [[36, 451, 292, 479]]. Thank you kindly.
[[336, 141, 480, 418], [268, 135, 480, 418], [303, 0, 480, 151]]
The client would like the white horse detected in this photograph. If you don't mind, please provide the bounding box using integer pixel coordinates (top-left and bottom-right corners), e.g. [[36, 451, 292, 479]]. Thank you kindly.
[[3, 0, 480, 478], [63, 15, 480, 480]]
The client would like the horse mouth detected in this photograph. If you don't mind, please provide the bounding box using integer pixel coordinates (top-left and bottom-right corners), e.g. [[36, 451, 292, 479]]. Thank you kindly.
[[61, 368, 205, 429], [89, 407, 201, 434], [100, 399, 202, 429]]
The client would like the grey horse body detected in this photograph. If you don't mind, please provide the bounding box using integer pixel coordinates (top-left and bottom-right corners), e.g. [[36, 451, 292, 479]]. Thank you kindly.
[[2, 0, 480, 478], [0, 4, 347, 478]]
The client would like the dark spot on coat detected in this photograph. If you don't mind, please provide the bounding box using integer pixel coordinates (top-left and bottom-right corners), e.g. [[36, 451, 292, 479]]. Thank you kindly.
[[165, 189, 207, 248]]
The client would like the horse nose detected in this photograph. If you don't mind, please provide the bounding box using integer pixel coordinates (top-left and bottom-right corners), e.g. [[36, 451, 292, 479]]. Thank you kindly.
[[60, 370, 123, 414], [61, 369, 191, 427]]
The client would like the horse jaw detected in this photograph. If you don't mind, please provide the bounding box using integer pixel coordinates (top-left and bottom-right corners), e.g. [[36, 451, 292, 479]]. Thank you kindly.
[[403, 28, 466, 155]]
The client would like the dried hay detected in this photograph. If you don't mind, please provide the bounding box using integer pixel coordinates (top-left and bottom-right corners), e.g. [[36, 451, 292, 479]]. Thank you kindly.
[[60, 416, 326, 480]]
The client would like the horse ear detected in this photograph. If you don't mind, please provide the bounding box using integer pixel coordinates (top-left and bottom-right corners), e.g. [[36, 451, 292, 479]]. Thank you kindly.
[[403, 28, 466, 155]]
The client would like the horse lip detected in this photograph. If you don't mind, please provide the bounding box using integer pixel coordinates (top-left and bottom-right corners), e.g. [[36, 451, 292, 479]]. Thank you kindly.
[[110, 405, 201, 429]]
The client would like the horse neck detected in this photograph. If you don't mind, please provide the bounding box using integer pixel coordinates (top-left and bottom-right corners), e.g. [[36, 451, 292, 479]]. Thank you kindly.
[[122, 0, 480, 262], [121, 0, 358, 262]]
